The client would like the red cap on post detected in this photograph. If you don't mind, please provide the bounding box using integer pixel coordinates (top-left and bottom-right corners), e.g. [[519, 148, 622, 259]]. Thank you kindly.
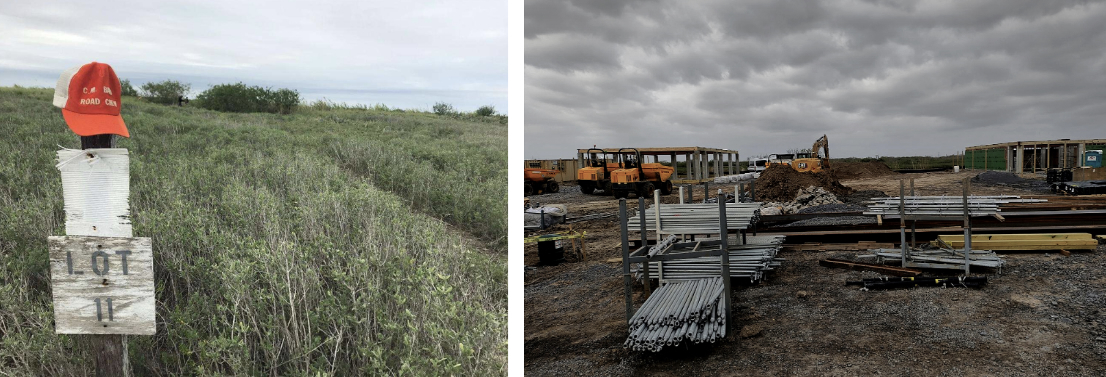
[[54, 62, 129, 138]]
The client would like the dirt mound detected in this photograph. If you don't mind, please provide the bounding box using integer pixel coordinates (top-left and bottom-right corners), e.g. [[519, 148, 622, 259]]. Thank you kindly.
[[753, 164, 853, 202], [833, 161, 898, 180]]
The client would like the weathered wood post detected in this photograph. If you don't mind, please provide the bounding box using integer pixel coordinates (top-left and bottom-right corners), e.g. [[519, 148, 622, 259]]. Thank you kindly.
[[84, 135, 129, 377], [50, 62, 153, 377]]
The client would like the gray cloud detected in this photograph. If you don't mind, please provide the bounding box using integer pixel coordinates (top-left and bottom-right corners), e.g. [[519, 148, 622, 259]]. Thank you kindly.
[[525, 0, 1106, 159], [0, 0, 506, 113]]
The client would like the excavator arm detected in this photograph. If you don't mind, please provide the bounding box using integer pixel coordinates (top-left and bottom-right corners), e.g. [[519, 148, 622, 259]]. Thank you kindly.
[[812, 134, 829, 168]]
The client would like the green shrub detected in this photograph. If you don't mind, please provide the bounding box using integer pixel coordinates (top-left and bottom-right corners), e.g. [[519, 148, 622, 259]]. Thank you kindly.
[[140, 80, 190, 105], [120, 79, 138, 97], [475, 105, 496, 117], [194, 83, 299, 114], [433, 102, 455, 116]]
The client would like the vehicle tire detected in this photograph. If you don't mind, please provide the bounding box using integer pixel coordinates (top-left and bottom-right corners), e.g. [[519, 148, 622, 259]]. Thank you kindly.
[[639, 182, 655, 198], [580, 182, 595, 195], [660, 180, 673, 195], [525, 183, 533, 196], [548, 181, 560, 193], [612, 190, 626, 199]]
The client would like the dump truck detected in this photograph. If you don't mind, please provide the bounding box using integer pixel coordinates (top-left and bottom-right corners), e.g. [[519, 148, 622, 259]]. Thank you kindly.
[[524, 167, 560, 196], [610, 148, 675, 199], [577, 148, 620, 195]]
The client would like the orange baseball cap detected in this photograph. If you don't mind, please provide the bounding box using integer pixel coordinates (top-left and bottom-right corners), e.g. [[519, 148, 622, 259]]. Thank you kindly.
[[53, 62, 129, 138]]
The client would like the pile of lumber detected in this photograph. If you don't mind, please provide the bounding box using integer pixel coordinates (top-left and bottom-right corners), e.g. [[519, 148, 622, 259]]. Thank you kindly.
[[937, 233, 1098, 251]]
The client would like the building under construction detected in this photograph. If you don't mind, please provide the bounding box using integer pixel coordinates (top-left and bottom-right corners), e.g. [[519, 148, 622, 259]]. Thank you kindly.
[[963, 139, 1106, 173]]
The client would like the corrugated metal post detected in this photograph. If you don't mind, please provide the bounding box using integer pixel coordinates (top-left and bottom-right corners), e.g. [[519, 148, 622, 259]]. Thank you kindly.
[[679, 186, 685, 204], [654, 189, 662, 245], [910, 178, 916, 249], [638, 196, 647, 248], [620, 199, 633, 322], [899, 180, 907, 267], [963, 177, 971, 275], [717, 189, 731, 335], [702, 182, 709, 204]]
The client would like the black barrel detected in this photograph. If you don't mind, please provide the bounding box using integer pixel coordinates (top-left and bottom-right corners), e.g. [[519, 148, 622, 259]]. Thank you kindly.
[[537, 234, 565, 266]]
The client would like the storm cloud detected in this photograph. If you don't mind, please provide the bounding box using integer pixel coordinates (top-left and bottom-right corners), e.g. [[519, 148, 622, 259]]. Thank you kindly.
[[1, 0, 506, 113], [524, 0, 1106, 159]]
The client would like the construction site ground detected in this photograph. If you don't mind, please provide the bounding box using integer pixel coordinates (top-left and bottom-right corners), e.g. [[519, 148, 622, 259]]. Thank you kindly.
[[524, 169, 1106, 376]]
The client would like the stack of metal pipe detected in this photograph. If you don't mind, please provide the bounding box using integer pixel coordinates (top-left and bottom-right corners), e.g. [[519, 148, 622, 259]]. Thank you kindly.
[[627, 203, 761, 233], [874, 248, 1006, 269], [634, 235, 786, 283], [624, 277, 726, 352], [864, 195, 1046, 216]]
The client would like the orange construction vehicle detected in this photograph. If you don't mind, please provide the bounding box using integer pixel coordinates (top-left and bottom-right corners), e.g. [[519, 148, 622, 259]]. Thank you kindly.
[[524, 167, 560, 196], [610, 148, 675, 199], [768, 134, 830, 173], [577, 148, 621, 195]]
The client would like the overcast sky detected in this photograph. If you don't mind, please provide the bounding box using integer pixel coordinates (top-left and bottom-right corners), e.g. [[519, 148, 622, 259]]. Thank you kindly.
[[525, 0, 1106, 159], [1, 0, 506, 113]]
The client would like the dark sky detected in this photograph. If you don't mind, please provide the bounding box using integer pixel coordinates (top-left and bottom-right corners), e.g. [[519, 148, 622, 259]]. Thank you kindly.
[[1, 0, 506, 113], [524, 0, 1106, 160]]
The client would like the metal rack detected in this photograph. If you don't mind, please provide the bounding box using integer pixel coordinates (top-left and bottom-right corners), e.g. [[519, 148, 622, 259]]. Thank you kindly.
[[620, 190, 737, 349], [869, 178, 994, 273]]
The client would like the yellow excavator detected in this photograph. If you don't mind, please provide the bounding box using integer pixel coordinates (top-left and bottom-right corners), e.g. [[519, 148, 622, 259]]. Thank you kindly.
[[610, 148, 675, 199], [770, 135, 830, 173]]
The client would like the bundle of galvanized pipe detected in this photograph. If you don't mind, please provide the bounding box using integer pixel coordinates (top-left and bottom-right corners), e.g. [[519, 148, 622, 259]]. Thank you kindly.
[[863, 195, 1046, 216], [874, 248, 1005, 269], [624, 277, 726, 352], [626, 203, 761, 233], [635, 235, 786, 283]]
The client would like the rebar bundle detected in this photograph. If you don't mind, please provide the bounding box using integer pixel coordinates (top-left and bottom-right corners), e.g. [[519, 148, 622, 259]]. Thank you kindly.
[[627, 203, 761, 233], [624, 277, 726, 352]]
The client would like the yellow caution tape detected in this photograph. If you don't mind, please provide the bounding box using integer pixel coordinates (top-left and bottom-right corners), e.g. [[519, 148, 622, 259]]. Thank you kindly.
[[523, 232, 587, 244]]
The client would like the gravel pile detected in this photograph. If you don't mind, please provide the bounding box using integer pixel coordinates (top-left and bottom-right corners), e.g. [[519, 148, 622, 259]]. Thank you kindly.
[[796, 203, 866, 214], [760, 186, 842, 215], [841, 189, 888, 205], [972, 171, 1051, 192], [781, 215, 876, 227]]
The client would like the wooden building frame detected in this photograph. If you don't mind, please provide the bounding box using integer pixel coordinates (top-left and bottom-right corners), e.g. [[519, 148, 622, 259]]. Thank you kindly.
[[575, 147, 739, 184]]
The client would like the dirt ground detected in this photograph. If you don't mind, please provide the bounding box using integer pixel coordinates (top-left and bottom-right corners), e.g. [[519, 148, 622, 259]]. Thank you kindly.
[[524, 170, 1106, 376]]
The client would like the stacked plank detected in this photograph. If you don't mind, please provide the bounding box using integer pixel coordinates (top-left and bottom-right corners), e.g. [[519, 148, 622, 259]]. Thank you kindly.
[[624, 277, 726, 352], [627, 203, 761, 233], [937, 233, 1098, 251]]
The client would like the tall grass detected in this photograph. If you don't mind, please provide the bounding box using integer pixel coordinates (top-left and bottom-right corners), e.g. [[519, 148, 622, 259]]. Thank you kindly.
[[0, 87, 506, 375]]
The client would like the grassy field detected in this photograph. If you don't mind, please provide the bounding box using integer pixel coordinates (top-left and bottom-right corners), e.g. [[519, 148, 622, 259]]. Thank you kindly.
[[0, 87, 506, 375], [833, 155, 962, 170]]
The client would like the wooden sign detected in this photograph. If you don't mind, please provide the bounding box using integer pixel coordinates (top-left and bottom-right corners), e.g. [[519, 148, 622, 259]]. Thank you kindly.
[[56, 148, 132, 238], [48, 236, 155, 335]]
